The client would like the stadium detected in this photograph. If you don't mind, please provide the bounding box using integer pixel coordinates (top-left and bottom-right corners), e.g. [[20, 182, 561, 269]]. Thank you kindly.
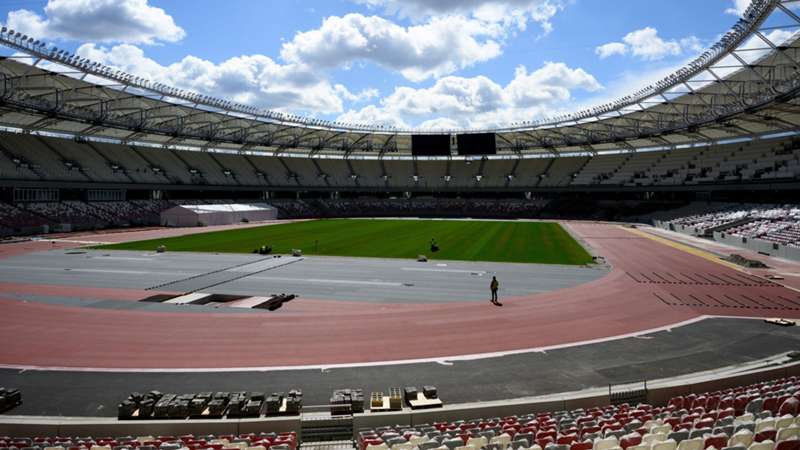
[[1, 0, 800, 449]]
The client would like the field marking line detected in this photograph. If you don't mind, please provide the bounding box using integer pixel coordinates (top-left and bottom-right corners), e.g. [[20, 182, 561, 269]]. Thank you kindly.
[[0, 265, 153, 275], [0, 314, 754, 373], [86, 256, 155, 261], [30, 238, 111, 245], [401, 267, 487, 274], [247, 276, 404, 287]]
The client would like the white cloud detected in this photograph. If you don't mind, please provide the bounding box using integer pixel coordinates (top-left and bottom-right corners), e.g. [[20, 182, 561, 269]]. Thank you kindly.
[[4, 0, 184, 44], [336, 104, 409, 128], [417, 117, 462, 130], [76, 43, 355, 115], [623, 27, 682, 60], [354, 0, 565, 34], [725, 0, 750, 16], [596, 27, 701, 61], [595, 42, 627, 59], [338, 62, 602, 129], [280, 13, 504, 82], [334, 85, 380, 103]]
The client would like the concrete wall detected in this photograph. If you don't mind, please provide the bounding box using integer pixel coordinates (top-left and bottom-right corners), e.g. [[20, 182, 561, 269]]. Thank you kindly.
[[713, 231, 800, 262], [653, 221, 800, 262]]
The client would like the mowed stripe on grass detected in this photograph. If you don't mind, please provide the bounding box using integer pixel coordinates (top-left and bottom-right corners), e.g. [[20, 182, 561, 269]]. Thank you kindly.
[[96, 219, 593, 265]]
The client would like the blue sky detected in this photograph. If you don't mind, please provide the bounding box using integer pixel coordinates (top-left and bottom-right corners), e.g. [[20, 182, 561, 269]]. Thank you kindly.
[[0, 0, 756, 129]]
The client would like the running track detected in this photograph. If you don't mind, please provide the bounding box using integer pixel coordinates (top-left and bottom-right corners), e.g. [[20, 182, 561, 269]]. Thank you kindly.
[[1, 222, 799, 370]]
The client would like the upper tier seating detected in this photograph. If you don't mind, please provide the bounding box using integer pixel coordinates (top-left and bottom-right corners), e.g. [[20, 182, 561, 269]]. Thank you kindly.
[[1, 130, 799, 190]]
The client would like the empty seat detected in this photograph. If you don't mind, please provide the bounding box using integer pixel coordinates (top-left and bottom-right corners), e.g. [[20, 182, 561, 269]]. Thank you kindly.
[[676, 438, 703, 450], [593, 437, 618, 450], [467, 438, 488, 449], [444, 439, 464, 450], [393, 444, 416, 450], [704, 433, 729, 450], [652, 440, 678, 450], [570, 442, 592, 450], [778, 425, 800, 441], [510, 440, 528, 450], [745, 441, 774, 450], [619, 434, 642, 450], [642, 433, 667, 446], [688, 429, 711, 440], [777, 416, 797, 430], [419, 442, 441, 450], [491, 434, 512, 450], [755, 419, 775, 433], [728, 430, 754, 448], [652, 426, 672, 435]]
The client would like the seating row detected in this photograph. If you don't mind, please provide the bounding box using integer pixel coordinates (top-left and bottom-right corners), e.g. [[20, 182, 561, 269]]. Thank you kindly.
[[357, 376, 800, 450], [0, 432, 297, 450]]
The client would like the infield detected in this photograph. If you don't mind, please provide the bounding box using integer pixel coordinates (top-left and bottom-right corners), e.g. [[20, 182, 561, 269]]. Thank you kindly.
[[96, 219, 593, 265]]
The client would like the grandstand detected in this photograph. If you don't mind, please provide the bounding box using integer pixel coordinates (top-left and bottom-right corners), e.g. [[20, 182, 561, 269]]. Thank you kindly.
[[2, 0, 800, 448]]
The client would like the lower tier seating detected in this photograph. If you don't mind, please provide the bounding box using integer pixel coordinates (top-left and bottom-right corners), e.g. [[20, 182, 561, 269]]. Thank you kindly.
[[0, 432, 298, 450], [358, 376, 800, 450]]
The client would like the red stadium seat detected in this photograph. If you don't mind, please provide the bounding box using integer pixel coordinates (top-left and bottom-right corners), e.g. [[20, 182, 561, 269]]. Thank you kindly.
[[570, 442, 593, 450], [755, 430, 777, 443], [703, 434, 727, 450], [620, 435, 642, 450], [779, 396, 800, 416]]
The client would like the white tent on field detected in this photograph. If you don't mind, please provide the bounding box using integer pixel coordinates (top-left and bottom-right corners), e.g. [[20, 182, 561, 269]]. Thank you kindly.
[[160, 203, 277, 227]]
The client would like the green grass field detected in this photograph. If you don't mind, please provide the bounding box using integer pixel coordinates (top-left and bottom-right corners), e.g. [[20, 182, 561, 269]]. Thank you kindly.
[[96, 219, 593, 265]]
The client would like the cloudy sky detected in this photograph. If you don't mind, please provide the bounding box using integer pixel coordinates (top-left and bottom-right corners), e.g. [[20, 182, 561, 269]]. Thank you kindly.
[[0, 0, 764, 129]]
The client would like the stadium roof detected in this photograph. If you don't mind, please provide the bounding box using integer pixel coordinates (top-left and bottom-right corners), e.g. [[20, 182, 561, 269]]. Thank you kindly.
[[0, 0, 799, 157]]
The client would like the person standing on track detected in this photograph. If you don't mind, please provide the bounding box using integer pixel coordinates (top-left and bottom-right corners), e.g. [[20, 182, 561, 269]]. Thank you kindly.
[[490, 276, 501, 306]]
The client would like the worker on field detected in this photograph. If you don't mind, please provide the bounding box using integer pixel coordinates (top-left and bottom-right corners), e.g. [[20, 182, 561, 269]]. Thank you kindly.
[[490, 276, 501, 306]]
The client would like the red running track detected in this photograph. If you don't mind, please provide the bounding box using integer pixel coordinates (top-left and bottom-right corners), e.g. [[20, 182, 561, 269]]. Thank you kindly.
[[0, 222, 799, 370]]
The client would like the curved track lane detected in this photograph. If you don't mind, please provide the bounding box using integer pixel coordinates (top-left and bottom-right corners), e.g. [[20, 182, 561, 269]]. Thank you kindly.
[[0, 222, 798, 369]]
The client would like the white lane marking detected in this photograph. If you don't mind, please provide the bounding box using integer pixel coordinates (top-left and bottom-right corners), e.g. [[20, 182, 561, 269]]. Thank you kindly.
[[88, 256, 154, 261], [69, 269, 152, 275], [0, 266, 152, 275], [401, 267, 486, 274], [30, 238, 110, 245], [248, 276, 403, 287], [228, 296, 275, 309], [1, 265, 190, 276], [0, 315, 742, 373], [165, 293, 211, 305]]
